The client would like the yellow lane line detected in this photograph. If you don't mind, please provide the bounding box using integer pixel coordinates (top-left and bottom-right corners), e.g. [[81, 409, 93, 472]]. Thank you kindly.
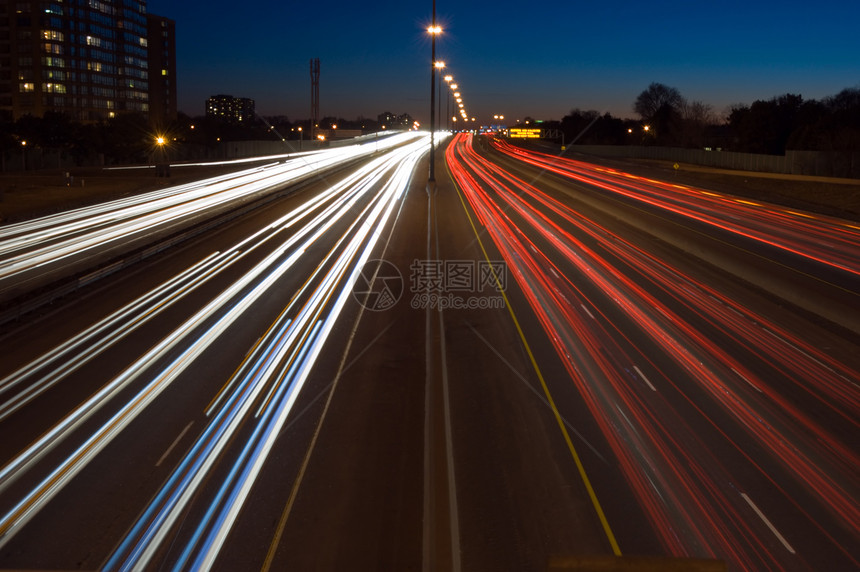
[[446, 159, 622, 556]]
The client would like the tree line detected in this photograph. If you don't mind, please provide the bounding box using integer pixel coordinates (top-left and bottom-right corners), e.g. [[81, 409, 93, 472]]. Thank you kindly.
[[3, 82, 859, 168], [557, 82, 860, 155]]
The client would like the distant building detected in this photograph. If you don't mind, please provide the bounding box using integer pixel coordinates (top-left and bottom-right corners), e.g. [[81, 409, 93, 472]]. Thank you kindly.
[[0, 0, 146, 121], [377, 111, 414, 129], [206, 95, 255, 124], [146, 14, 176, 128], [0, 0, 176, 123]]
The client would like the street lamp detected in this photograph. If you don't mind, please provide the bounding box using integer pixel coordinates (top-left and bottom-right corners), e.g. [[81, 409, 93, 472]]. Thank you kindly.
[[154, 135, 169, 177], [427, 5, 441, 182], [20, 140, 26, 171], [298, 126, 303, 150], [435, 61, 445, 139], [444, 74, 453, 131]]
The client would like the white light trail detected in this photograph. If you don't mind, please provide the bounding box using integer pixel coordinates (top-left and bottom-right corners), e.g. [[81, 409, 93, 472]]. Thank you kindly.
[[0, 134, 415, 292], [0, 133, 433, 569], [104, 135, 430, 570]]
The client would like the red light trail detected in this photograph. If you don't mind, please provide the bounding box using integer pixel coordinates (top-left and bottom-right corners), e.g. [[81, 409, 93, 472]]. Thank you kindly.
[[446, 133, 859, 569], [491, 138, 860, 279]]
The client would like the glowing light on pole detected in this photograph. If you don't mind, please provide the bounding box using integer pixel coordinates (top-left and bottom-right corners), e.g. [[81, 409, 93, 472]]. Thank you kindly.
[[427, 9, 441, 183], [444, 74, 453, 131], [435, 61, 446, 140]]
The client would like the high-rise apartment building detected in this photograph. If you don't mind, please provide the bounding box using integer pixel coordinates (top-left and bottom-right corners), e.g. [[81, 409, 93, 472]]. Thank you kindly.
[[206, 95, 255, 124], [0, 1, 175, 124], [146, 13, 176, 127]]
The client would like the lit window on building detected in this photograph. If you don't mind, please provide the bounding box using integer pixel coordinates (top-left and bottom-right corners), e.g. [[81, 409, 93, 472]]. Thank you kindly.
[[42, 30, 64, 41]]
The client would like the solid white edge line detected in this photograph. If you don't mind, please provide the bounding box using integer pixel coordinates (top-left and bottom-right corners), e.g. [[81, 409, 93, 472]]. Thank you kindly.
[[437, 303, 462, 572]]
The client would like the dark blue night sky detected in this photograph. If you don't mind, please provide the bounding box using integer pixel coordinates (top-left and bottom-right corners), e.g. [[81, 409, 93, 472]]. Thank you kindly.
[[146, 0, 860, 125]]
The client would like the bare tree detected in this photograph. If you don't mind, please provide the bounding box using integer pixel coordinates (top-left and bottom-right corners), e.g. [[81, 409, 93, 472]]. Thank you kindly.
[[681, 100, 715, 125], [679, 100, 716, 147], [633, 82, 685, 121]]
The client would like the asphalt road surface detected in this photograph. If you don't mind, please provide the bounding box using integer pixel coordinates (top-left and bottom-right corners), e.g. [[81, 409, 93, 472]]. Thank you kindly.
[[0, 133, 856, 571]]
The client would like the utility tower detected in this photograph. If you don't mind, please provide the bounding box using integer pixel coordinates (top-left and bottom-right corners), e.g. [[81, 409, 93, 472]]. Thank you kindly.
[[310, 58, 320, 136]]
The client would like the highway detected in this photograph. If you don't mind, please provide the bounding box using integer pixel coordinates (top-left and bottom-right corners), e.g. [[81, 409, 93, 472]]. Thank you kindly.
[[0, 132, 857, 570], [447, 133, 859, 570], [0, 136, 410, 302]]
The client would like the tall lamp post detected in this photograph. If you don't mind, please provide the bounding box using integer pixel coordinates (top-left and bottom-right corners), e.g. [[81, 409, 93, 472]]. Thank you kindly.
[[435, 61, 445, 140], [436, 62, 446, 135], [451, 83, 459, 132], [427, 5, 441, 182], [155, 136, 169, 177], [444, 75, 453, 131]]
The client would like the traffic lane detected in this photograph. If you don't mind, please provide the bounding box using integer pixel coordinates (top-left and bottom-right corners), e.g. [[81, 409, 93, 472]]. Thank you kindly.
[[499, 200, 857, 568], [0, 190, 337, 543], [258, 149, 619, 571], [0, 146, 378, 369], [486, 149, 860, 432], [0, 276, 307, 568], [250, 154, 429, 571], [0, 163, 298, 301], [489, 141, 860, 290], [0, 162, 362, 466], [0, 143, 390, 303], [444, 140, 679, 561], [90, 137, 433, 569], [0, 152, 403, 569], [460, 141, 858, 568], [240, 295, 427, 571], [515, 159, 856, 421], [433, 155, 621, 568], [487, 148, 860, 335], [440, 306, 631, 569]]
